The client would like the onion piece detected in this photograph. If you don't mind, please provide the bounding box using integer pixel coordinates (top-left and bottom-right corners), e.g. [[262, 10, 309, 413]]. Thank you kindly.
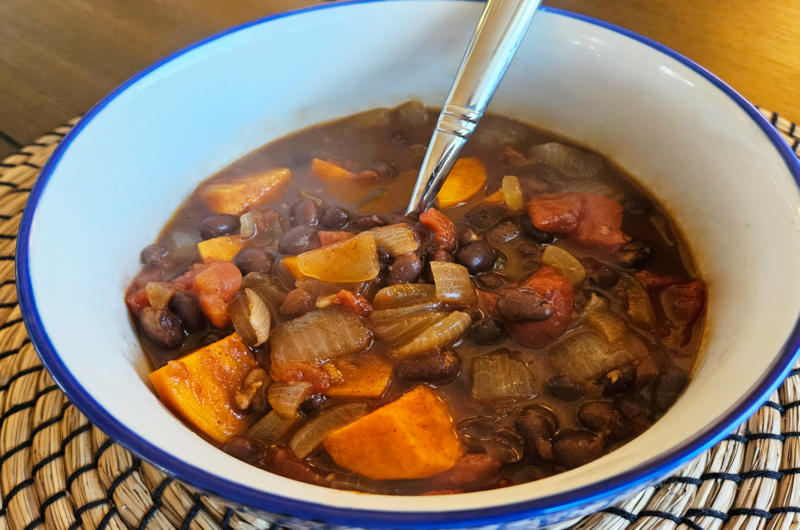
[[297, 231, 380, 282], [247, 410, 302, 445], [289, 402, 369, 458], [373, 311, 448, 344], [563, 179, 624, 201], [373, 284, 436, 309], [621, 274, 656, 330], [501, 176, 524, 212], [352, 108, 391, 127], [527, 143, 603, 179], [388, 311, 472, 357], [371, 299, 444, 327], [397, 101, 429, 125], [586, 311, 628, 344], [146, 282, 175, 310], [471, 350, 537, 401], [239, 212, 256, 239], [268, 381, 313, 418], [171, 231, 201, 249], [228, 291, 257, 346], [271, 307, 372, 371], [242, 273, 288, 313], [430, 262, 477, 305], [245, 288, 271, 346], [548, 331, 646, 382], [370, 224, 418, 257], [541, 246, 586, 286]]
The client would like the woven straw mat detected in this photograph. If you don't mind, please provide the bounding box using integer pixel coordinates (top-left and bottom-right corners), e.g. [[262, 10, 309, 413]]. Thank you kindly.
[[1, 109, 800, 530]]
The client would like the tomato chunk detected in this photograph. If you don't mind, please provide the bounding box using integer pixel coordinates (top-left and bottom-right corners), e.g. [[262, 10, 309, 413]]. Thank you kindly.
[[193, 262, 242, 327], [527, 193, 626, 248], [504, 266, 574, 347], [419, 208, 457, 252], [333, 290, 373, 318]]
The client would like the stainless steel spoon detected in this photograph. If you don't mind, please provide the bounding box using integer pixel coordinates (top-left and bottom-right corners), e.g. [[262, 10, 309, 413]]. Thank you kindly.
[[405, 0, 543, 217]]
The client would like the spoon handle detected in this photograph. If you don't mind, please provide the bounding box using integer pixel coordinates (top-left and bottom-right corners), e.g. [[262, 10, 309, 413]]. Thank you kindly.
[[405, 0, 543, 217]]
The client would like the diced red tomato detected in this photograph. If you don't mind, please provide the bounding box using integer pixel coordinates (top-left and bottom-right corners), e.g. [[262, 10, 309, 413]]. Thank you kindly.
[[505, 266, 574, 347], [318, 231, 356, 247], [124, 268, 164, 314], [419, 208, 457, 252], [193, 262, 242, 328], [333, 290, 373, 318], [527, 193, 626, 249], [635, 270, 681, 293], [271, 360, 335, 391], [661, 280, 706, 349]]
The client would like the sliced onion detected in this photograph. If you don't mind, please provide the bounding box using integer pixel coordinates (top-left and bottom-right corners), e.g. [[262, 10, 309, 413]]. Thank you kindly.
[[296, 277, 372, 298], [621, 274, 656, 330], [271, 307, 372, 371], [370, 224, 418, 257], [581, 292, 608, 315], [315, 293, 337, 309], [228, 291, 257, 346], [501, 175, 524, 212], [388, 311, 472, 357], [245, 288, 271, 346], [372, 284, 436, 309], [549, 330, 646, 383], [527, 143, 603, 179], [289, 402, 369, 458], [586, 311, 628, 344], [397, 101, 429, 125], [242, 272, 288, 313], [562, 179, 624, 201], [352, 108, 391, 127], [471, 350, 537, 401], [541, 246, 586, 286], [268, 381, 313, 418], [650, 215, 676, 246], [371, 299, 444, 327], [430, 262, 477, 305], [171, 231, 201, 249], [298, 190, 323, 204], [247, 410, 302, 445], [239, 212, 256, 238], [146, 282, 174, 310], [373, 311, 448, 344]]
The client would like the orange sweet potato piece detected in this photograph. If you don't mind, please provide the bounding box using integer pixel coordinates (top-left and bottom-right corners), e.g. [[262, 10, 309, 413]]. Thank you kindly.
[[437, 158, 487, 209], [324, 386, 462, 480], [419, 208, 457, 252], [198, 236, 245, 264], [504, 266, 574, 348], [149, 334, 256, 443], [202, 168, 292, 215], [311, 158, 356, 184], [193, 262, 242, 327], [324, 354, 390, 399], [527, 193, 626, 249], [281, 256, 305, 280]]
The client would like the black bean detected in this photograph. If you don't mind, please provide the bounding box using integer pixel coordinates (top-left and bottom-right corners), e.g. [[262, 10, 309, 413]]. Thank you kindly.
[[455, 240, 496, 275], [396, 347, 462, 383], [299, 394, 327, 415], [320, 206, 350, 229], [369, 160, 398, 179], [552, 430, 604, 469], [470, 317, 507, 345], [572, 290, 589, 312], [596, 362, 637, 396], [140, 307, 183, 349], [520, 215, 555, 244], [546, 375, 585, 402], [279, 289, 316, 317], [461, 306, 483, 325], [577, 401, 629, 440], [516, 405, 558, 442], [475, 272, 509, 290], [614, 393, 652, 420], [487, 221, 520, 246], [377, 245, 393, 272], [464, 207, 509, 232], [168, 291, 205, 333], [458, 229, 481, 248], [651, 366, 689, 411], [140, 244, 169, 266], [277, 225, 320, 255], [222, 436, 266, 465], [458, 417, 525, 464], [288, 198, 321, 227], [496, 291, 551, 323], [517, 241, 540, 257], [616, 239, 652, 269], [388, 253, 423, 285], [199, 214, 240, 240], [233, 247, 275, 276], [350, 215, 387, 231], [582, 257, 620, 289]]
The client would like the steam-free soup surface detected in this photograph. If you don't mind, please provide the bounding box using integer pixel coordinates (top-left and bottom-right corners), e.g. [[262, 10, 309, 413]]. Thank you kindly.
[[126, 102, 706, 495]]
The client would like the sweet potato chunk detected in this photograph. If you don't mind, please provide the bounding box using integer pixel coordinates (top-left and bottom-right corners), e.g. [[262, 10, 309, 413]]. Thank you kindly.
[[296, 231, 380, 282], [202, 168, 292, 215], [527, 193, 626, 249], [281, 256, 305, 280], [149, 334, 256, 443], [311, 158, 356, 184], [505, 267, 574, 347], [324, 354, 391, 399], [437, 158, 487, 209], [324, 386, 462, 480], [198, 236, 245, 264]]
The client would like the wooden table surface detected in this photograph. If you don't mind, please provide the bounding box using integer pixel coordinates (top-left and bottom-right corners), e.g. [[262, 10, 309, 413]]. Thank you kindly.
[[2, 0, 799, 159]]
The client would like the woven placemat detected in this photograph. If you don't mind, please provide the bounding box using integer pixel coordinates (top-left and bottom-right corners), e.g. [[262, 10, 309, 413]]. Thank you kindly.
[[1, 110, 800, 530]]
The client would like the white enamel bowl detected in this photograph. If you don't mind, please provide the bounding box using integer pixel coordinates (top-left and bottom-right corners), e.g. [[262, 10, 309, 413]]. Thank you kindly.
[[17, 1, 800, 529]]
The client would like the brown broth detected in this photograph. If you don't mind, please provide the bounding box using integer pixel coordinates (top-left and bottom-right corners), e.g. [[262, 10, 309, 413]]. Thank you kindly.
[[128, 103, 706, 495]]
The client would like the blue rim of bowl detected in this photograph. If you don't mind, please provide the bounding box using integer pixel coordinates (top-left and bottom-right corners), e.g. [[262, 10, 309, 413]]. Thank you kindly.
[[15, 0, 800, 528]]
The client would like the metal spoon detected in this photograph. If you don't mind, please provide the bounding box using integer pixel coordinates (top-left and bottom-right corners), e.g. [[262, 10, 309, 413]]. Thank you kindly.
[[405, 0, 543, 217]]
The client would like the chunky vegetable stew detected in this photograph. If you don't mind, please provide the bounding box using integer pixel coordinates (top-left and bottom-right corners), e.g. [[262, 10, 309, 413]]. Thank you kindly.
[[127, 102, 706, 495]]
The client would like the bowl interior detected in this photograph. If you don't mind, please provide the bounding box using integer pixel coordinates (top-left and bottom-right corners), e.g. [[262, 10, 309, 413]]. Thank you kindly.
[[21, 0, 800, 526]]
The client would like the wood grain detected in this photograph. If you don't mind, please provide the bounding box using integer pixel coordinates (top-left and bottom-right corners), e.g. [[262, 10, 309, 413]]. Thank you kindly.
[[1, 0, 798, 146]]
